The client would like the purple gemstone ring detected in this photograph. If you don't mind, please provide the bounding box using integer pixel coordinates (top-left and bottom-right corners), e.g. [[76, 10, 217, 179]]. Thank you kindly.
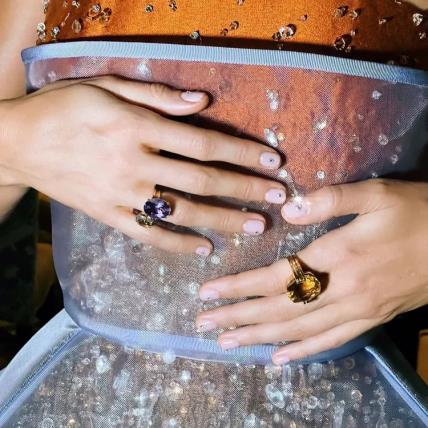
[[143, 196, 172, 220]]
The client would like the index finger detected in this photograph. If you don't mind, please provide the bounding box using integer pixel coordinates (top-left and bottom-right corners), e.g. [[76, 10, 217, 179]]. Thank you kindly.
[[141, 114, 283, 171]]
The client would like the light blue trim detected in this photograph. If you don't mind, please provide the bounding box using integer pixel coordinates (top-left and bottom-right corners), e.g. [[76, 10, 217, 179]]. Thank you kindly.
[[65, 296, 378, 365], [22, 41, 428, 86], [0, 311, 83, 425], [366, 346, 428, 424]]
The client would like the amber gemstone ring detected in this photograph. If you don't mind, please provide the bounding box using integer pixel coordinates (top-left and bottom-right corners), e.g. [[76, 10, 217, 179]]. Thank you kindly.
[[286, 255, 322, 304]]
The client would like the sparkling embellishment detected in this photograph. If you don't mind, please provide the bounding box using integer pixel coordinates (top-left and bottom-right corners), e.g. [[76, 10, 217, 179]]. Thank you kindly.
[[145, 4, 154, 13], [419, 31, 427, 40], [316, 170, 326, 180], [350, 135, 362, 153], [412, 13, 424, 26], [71, 18, 83, 33], [390, 154, 399, 164], [42, 0, 50, 14], [37, 23, 47, 40], [168, 0, 177, 11], [278, 169, 288, 179], [144, 197, 172, 220], [334, 34, 352, 51], [230, 20, 239, 30], [264, 128, 279, 147], [265, 384, 285, 409], [189, 30, 201, 40], [313, 118, 327, 132], [335, 6, 348, 17], [280, 24, 297, 39], [372, 90, 382, 100], [378, 133, 389, 146], [71, 0, 80, 7], [51, 26, 60, 38], [232, 233, 244, 247], [91, 3, 101, 14], [378, 17, 392, 25], [300, 14, 308, 22], [210, 255, 221, 265], [95, 354, 111, 374], [162, 350, 176, 364], [266, 90, 280, 111], [349, 9, 361, 20]]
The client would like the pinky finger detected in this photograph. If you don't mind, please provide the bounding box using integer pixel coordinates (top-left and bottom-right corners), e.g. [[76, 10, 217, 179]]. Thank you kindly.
[[104, 207, 214, 256], [271, 319, 376, 365]]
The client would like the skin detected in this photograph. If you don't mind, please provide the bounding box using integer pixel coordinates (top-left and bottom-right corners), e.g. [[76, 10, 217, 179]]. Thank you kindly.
[[0, 1, 287, 255], [197, 180, 428, 363]]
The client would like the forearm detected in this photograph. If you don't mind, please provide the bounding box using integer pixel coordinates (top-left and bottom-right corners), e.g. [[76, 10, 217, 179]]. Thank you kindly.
[[0, 1, 43, 221]]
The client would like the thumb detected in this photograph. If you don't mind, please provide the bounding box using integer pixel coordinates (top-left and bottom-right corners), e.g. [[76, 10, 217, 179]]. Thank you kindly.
[[281, 179, 394, 224], [80, 76, 210, 116]]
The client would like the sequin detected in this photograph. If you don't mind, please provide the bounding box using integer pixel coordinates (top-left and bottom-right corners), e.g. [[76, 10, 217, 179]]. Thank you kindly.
[[266, 89, 280, 111], [230, 21, 240, 30], [278, 169, 288, 179], [316, 170, 326, 180], [95, 354, 111, 373], [71, 19, 83, 33], [412, 13, 424, 26], [264, 128, 279, 147], [313, 118, 327, 132], [51, 26, 60, 38], [265, 384, 285, 409], [334, 34, 352, 51], [145, 4, 154, 13], [189, 30, 201, 40], [335, 6, 348, 18], [378, 133, 389, 146], [372, 90, 382, 100]]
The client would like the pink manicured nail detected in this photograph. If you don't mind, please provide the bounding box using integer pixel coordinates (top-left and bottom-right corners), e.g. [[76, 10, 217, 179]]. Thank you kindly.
[[281, 197, 309, 219], [181, 91, 205, 102], [219, 338, 239, 350], [260, 152, 281, 169], [265, 189, 286, 204], [199, 288, 220, 301], [243, 219, 265, 235], [197, 319, 217, 332], [272, 352, 290, 365], [196, 246, 211, 256]]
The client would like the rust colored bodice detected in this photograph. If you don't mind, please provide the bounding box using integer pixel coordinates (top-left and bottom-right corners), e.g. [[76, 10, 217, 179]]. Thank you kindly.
[[41, 0, 428, 70]]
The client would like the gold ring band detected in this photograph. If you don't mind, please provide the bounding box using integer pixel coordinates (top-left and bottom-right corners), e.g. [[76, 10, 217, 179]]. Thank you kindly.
[[286, 255, 322, 304]]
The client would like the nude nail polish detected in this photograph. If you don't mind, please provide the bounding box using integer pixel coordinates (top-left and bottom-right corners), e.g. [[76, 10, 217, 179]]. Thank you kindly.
[[281, 197, 309, 219], [265, 188, 286, 204], [243, 219, 265, 235], [196, 246, 211, 256], [181, 91, 206, 102], [199, 288, 220, 301], [260, 152, 281, 169], [219, 338, 239, 350], [197, 319, 217, 332]]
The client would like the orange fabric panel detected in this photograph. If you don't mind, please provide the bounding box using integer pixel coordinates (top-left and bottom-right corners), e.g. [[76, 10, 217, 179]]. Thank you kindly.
[[41, 0, 428, 69]]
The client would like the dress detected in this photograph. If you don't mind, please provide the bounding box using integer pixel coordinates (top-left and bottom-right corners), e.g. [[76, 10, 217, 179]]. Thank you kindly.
[[0, 1, 427, 427]]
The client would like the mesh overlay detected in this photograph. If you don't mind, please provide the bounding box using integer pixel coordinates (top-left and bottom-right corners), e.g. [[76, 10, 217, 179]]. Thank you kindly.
[[24, 44, 428, 362]]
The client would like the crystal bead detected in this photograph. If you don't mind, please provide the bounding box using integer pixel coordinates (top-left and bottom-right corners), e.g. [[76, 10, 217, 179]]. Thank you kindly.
[[372, 90, 383, 100], [50, 26, 60, 38], [168, 0, 177, 11], [378, 134, 389, 146], [313, 118, 327, 132], [189, 30, 201, 40], [95, 354, 111, 374], [351, 389, 363, 402], [36, 23, 46, 33], [265, 384, 285, 409], [335, 6, 348, 17], [419, 31, 427, 40], [334, 35, 352, 51], [91, 4, 101, 14], [378, 17, 392, 25], [71, 19, 83, 33], [307, 362, 323, 381], [162, 350, 176, 364], [179, 370, 191, 383], [412, 13, 424, 26], [278, 169, 288, 179], [349, 9, 361, 19], [264, 128, 279, 147], [230, 21, 239, 30], [71, 0, 80, 7], [316, 170, 326, 180], [390, 154, 399, 164], [145, 4, 154, 12], [266, 90, 280, 111], [210, 255, 221, 265]]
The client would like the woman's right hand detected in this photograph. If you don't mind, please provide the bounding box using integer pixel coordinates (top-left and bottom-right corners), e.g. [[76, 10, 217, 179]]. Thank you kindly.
[[0, 76, 286, 254]]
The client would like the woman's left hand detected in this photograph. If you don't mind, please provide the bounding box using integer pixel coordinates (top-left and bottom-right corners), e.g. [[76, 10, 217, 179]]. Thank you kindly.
[[196, 179, 428, 364]]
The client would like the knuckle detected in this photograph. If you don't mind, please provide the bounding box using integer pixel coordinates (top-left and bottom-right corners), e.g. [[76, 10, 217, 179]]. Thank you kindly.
[[240, 179, 257, 200], [323, 185, 345, 212], [217, 213, 234, 231], [189, 132, 214, 161], [193, 169, 215, 195], [233, 142, 250, 165], [171, 200, 193, 224], [148, 82, 171, 99]]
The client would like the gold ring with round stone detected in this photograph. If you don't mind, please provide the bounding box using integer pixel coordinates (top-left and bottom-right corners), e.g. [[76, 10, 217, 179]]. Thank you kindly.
[[286, 255, 321, 304]]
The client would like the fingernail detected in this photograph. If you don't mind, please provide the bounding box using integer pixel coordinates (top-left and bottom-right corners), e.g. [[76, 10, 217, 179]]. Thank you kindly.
[[196, 246, 211, 256], [197, 319, 217, 332], [281, 197, 310, 219], [199, 288, 220, 301], [260, 152, 281, 169], [219, 338, 239, 350], [272, 352, 290, 365], [181, 91, 205, 102], [243, 219, 265, 235], [265, 188, 286, 204]]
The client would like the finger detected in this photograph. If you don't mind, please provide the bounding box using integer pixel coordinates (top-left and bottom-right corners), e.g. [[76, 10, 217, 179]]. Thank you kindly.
[[102, 207, 213, 256], [144, 154, 286, 204], [82, 76, 210, 116], [195, 290, 331, 332], [272, 319, 375, 364], [198, 243, 334, 301], [216, 302, 361, 349], [125, 189, 268, 235], [142, 114, 283, 171], [281, 179, 394, 225]]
